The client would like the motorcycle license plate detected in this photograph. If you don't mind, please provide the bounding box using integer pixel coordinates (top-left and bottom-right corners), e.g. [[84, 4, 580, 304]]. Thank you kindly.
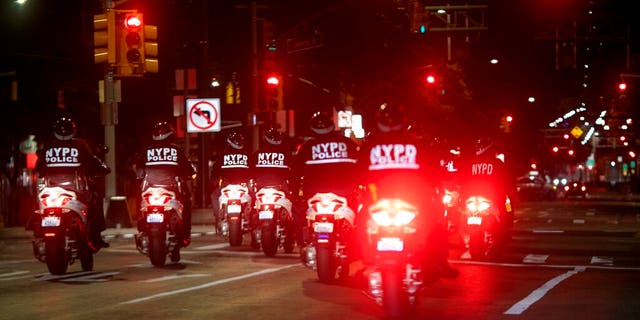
[[258, 210, 274, 220], [41, 216, 61, 227], [314, 222, 334, 233], [377, 237, 404, 252], [228, 204, 242, 214], [147, 213, 164, 223], [467, 216, 482, 225]]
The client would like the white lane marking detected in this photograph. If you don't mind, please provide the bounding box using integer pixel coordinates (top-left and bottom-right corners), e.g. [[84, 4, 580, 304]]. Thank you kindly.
[[522, 254, 549, 264], [532, 230, 564, 234], [573, 219, 586, 224], [195, 243, 229, 250], [0, 259, 35, 265], [120, 263, 301, 304], [590, 256, 614, 266], [0, 270, 30, 278], [142, 273, 209, 283], [0, 270, 32, 281], [504, 266, 585, 315], [61, 272, 120, 282], [37, 271, 95, 281]]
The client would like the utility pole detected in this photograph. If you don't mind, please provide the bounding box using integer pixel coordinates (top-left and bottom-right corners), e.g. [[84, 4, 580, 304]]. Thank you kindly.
[[235, 1, 266, 153], [102, 0, 117, 200], [250, 1, 260, 153]]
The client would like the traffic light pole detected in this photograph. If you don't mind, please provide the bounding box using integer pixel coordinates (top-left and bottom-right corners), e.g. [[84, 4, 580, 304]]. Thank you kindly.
[[103, 70, 117, 200], [250, 1, 260, 153]]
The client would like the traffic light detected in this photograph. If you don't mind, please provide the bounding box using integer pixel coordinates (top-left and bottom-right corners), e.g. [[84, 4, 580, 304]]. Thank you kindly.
[[93, 11, 116, 64], [262, 20, 276, 53], [265, 73, 283, 111], [143, 23, 159, 73], [425, 73, 437, 85], [118, 12, 144, 75], [410, 0, 427, 34], [617, 81, 627, 92], [500, 114, 513, 133]]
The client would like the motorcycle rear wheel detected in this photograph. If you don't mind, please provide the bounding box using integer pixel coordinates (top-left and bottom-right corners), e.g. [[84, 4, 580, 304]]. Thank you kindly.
[[149, 230, 167, 267], [469, 229, 489, 260], [261, 223, 278, 257], [45, 236, 68, 275], [381, 269, 410, 319], [79, 242, 94, 271], [228, 218, 243, 246], [282, 220, 295, 253], [316, 245, 336, 283]]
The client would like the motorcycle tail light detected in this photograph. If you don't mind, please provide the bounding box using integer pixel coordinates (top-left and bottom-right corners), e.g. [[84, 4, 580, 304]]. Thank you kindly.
[[41, 195, 72, 208], [310, 198, 344, 214], [442, 193, 453, 206], [222, 185, 248, 199], [145, 192, 172, 206], [369, 199, 417, 227], [465, 196, 491, 214]]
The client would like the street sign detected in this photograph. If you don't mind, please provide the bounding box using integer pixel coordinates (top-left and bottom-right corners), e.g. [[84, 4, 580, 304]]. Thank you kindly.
[[186, 98, 221, 133], [570, 126, 583, 139]]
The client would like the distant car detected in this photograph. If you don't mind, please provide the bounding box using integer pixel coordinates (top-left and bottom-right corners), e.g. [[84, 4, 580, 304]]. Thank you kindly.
[[563, 181, 587, 198], [516, 176, 558, 201]]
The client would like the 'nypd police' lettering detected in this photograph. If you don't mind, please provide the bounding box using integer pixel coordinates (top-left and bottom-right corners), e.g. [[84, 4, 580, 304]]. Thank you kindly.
[[311, 142, 347, 160], [257, 152, 285, 166], [472, 162, 493, 175], [45, 147, 79, 164], [147, 148, 178, 162], [369, 144, 419, 170], [223, 154, 248, 168]]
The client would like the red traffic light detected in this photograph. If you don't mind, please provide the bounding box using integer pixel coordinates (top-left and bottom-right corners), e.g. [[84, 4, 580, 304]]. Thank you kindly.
[[505, 115, 513, 122], [124, 14, 142, 31], [618, 82, 627, 92], [425, 74, 436, 84], [266, 75, 280, 87]]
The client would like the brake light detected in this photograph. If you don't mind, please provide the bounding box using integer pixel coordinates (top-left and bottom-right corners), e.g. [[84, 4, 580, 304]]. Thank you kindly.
[[369, 199, 417, 227], [465, 196, 491, 213]]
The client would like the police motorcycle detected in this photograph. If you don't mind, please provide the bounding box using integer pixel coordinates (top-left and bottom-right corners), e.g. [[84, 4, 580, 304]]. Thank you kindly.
[[301, 192, 356, 283], [452, 190, 512, 260], [135, 177, 187, 267], [32, 182, 95, 275], [253, 185, 295, 256], [31, 145, 110, 275], [364, 197, 429, 319], [218, 182, 254, 246]]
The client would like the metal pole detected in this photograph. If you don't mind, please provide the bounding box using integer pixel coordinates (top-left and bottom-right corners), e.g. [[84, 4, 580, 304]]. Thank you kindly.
[[104, 73, 117, 199], [250, 1, 260, 153]]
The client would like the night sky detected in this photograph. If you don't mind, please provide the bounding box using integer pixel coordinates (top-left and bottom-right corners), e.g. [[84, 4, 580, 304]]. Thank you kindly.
[[0, 0, 637, 176]]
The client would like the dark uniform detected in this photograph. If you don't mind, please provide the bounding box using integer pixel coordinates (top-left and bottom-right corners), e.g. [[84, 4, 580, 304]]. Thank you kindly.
[[292, 111, 360, 246], [135, 122, 196, 245], [357, 103, 457, 278], [35, 117, 110, 250]]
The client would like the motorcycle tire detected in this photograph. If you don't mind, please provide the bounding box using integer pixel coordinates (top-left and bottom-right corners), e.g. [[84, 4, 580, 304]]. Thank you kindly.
[[149, 230, 167, 267], [469, 229, 489, 260], [228, 218, 243, 246], [316, 244, 336, 284], [381, 269, 410, 319], [282, 219, 296, 254], [44, 236, 68, 275], [261, 223, 278, 257], [170, 246, 180, 263], [79, 241, 94, 271]]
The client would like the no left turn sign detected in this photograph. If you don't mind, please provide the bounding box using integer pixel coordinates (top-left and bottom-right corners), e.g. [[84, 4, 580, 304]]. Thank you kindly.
[[186, 98, 221, 133]]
